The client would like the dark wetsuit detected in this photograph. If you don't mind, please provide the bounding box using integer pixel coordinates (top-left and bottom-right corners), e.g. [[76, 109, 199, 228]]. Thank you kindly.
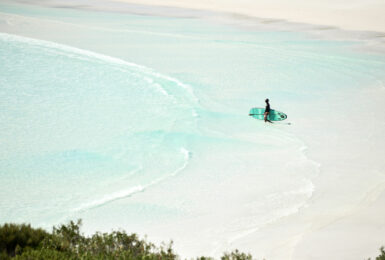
[[265, 103, 270, 113]]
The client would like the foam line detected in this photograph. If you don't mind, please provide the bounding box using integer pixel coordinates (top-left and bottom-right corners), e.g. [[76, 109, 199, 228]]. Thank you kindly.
[[72, 185, 145, 212], [0, 32, 199, 104], [72, 147, 191, 212]]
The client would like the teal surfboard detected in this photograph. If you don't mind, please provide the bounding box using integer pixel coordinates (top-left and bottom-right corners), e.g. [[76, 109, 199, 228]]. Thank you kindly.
[[249, 107, 287, 121]]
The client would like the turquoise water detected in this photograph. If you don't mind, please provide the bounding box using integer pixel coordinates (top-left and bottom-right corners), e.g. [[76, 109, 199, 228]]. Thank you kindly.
[[1, 1, 385, 257], [0, 32, 199, 223]]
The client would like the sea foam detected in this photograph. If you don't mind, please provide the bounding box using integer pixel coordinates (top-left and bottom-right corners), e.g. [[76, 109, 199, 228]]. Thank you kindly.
[[72, 147, 191, 212]]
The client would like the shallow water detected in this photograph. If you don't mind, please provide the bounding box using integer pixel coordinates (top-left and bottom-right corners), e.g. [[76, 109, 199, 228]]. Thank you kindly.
[[1, 1, 385, 258]]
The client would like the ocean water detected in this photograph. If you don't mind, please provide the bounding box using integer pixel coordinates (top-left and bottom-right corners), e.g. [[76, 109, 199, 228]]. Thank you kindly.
[[1, 1, 385, 258]]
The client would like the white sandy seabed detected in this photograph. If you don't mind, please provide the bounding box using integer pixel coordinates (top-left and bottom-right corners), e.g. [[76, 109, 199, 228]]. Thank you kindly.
[[0, 0, 385, 259]]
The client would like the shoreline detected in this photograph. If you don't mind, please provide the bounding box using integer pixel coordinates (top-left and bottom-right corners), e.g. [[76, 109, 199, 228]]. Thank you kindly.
[[18, 0, 385, 33], [109, 0, 385, 33], [9, 0, 385, 53]]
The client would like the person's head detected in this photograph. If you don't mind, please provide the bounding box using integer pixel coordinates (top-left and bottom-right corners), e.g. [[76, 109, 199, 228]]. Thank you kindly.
[[265, 98, 269, 103]]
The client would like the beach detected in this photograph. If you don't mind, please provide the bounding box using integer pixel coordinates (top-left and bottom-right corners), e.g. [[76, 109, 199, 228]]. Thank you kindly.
[[1, 0, 385, 259], [110, 0, 385, 32]]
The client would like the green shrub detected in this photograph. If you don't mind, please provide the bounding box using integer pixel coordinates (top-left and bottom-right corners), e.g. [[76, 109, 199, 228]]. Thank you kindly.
[[2, 220, 382, 260], [374, 246, 385, 260], [0, 223, 50, 257], [38, 220, 177, 259], [221, 249, 252, 260], [1, 220, 257, 259]]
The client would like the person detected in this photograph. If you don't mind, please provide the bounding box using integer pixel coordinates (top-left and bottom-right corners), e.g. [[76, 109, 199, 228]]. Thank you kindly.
[[264, 98, 272, 123]]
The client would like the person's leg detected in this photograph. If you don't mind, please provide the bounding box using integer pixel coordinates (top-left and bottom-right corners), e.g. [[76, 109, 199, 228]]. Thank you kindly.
[[264, 112, 268, 122]]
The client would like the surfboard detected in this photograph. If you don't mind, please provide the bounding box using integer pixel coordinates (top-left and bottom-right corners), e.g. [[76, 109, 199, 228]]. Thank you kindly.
[[249, 107, 287, 121]]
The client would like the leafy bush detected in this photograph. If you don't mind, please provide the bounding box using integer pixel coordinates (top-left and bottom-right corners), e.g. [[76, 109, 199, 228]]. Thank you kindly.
[[372, 246, 385, 260], [1, 220, 177, 259], [221, 249, 252, 260], [0, 223, 50, 257], [1, 220, 383, 260]]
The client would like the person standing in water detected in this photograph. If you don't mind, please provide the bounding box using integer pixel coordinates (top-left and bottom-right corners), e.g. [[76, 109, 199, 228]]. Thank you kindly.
[[264, 98, 271, 123]]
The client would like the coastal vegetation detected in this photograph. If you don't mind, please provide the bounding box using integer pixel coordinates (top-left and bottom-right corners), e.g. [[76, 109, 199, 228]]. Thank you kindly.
[[0, 220, 383, 259], [0, 220, 252, 259], [368, 247, 385, 260]]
